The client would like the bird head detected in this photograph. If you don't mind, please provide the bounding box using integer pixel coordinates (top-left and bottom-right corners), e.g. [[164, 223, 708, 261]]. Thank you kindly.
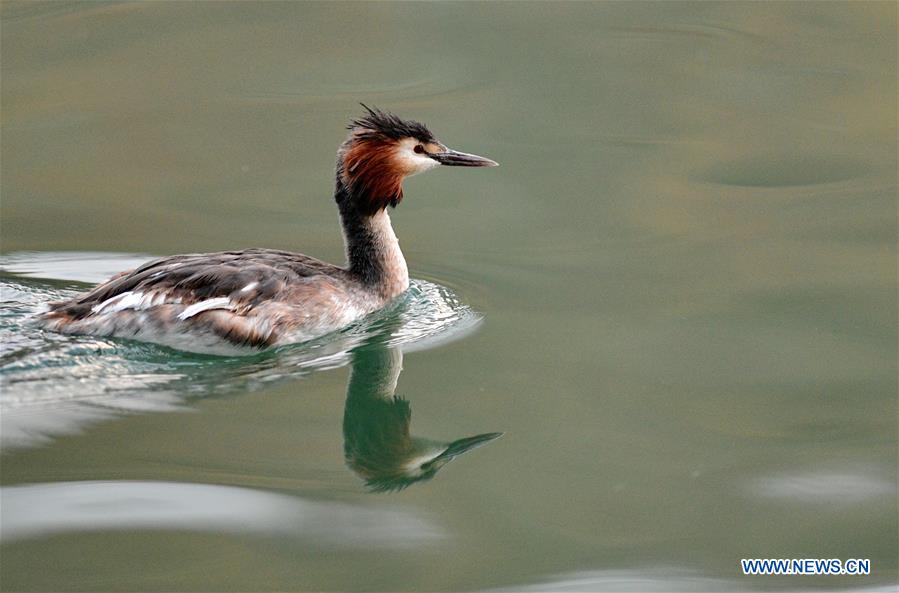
[[336, 105, 498, 215], [344, 405, 504, 493]]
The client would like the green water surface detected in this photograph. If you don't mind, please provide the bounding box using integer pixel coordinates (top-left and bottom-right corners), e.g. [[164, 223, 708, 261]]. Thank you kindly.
[[1, 2, 896, 591]]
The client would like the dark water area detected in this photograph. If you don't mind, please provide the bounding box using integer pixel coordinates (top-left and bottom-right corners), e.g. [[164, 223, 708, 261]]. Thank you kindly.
[[1, 2, 896, 591]]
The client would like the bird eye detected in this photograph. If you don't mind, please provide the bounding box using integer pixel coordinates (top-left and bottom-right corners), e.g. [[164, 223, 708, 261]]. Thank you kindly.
[[413, 144, 425, 154]]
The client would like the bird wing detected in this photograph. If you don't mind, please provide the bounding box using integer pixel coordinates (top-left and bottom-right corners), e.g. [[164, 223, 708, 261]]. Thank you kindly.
[[44, 249, 347, 348]]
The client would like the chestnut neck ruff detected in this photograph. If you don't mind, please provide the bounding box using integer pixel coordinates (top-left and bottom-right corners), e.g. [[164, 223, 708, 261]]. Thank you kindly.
[[335, 140, 410, 296]]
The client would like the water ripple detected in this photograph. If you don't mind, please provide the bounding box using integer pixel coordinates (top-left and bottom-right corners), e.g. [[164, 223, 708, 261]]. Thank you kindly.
[[0, 252, 481, 449]]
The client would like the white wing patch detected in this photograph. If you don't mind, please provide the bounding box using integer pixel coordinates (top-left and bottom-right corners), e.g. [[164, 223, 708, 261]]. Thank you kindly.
[[91, 291, 236, 323], [91, 291, 173, 315], [177, 298, 234, 320]]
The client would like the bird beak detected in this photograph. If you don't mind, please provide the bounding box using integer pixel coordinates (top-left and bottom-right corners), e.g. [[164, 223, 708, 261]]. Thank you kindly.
[[431, 148, 499, 167], [435, 432, 503, 461]]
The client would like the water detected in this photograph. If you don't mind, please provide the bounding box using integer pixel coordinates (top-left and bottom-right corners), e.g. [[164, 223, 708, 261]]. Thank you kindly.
[[1, 2, 896, 591], [1, 253, 482, 449]]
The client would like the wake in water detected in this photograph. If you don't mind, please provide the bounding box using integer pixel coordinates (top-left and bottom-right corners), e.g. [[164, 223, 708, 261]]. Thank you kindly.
[[0, 252, 482, 449]]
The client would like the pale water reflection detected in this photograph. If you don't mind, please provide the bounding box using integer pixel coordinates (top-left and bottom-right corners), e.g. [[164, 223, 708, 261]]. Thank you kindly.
[[486, 570, 897, 593], [0, 480, 443, 545], [748, 468, 895, 504]]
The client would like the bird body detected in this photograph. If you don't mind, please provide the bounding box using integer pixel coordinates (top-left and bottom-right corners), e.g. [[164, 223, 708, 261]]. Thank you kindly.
[[39, 107, 497, 354]]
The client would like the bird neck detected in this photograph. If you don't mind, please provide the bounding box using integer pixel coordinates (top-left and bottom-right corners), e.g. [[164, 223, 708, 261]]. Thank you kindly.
[[347, 345, 404, 401], [336, 181, 409, 299]]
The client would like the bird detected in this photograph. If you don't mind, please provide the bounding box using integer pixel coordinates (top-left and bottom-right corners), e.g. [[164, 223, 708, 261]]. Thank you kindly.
[[38, 106, 498, 355], [342, 338, 502, 492]]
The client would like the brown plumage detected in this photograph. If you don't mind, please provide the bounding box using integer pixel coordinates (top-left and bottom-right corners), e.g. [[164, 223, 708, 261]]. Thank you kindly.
[[38, 106, 497, 354], [42, 249, 348, 349], [342, 137, 406, 214]]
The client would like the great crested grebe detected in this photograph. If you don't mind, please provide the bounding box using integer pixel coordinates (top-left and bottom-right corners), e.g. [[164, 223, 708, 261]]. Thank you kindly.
[[39, 106, 498, 354]]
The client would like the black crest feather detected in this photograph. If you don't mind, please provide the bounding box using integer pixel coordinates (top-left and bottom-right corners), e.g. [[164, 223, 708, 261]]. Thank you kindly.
[[349, 104, 435, 143]]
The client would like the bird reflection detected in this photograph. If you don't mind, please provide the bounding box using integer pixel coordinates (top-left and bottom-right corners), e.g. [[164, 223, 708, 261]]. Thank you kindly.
[[343, 340, 501, 492]]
